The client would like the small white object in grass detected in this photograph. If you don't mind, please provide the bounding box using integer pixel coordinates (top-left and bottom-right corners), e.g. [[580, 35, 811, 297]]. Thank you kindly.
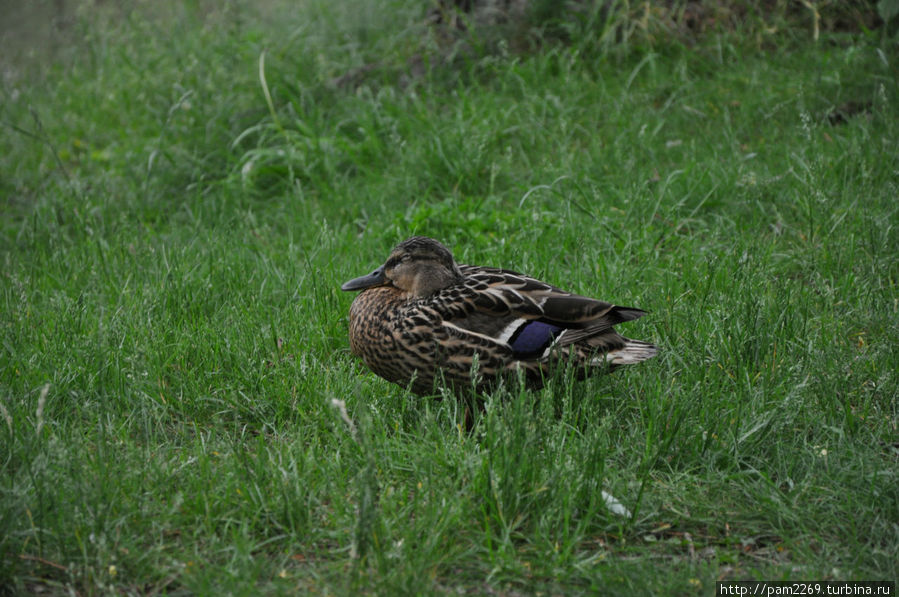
[[241, 159, 255, 180], [35, 383, 49, 438], [0, 399, 11, 433], [602, 490, 631, 517], [330, 398, 357, 439]]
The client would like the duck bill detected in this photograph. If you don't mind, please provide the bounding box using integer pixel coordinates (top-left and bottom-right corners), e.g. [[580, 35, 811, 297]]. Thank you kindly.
[[341, 267, 387, 291]]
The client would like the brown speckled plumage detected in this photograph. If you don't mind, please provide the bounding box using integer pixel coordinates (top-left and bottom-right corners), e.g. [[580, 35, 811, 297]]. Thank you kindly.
[[342, 237, 657, 395]]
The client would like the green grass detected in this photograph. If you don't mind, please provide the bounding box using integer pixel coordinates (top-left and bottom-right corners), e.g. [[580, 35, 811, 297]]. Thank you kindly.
[[2, 1, 898, 594]]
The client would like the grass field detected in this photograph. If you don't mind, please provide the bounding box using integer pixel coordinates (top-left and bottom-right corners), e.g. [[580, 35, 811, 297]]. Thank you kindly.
[[2, 1, 898, 594]]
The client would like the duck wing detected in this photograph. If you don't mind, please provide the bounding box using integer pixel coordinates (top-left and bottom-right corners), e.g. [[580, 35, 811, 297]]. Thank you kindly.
[[417, 265, 656, 390], [430, 265, 649, 359]]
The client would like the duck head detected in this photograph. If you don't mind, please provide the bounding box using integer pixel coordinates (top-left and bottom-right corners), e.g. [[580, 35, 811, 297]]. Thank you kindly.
[[341, 236, 463, 298]]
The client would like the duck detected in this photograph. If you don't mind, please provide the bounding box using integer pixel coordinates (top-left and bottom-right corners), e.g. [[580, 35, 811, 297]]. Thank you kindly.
[[341, 236, 657, 396]]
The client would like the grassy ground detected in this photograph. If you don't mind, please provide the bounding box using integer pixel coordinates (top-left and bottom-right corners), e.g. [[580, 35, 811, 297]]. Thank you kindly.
[[2, 1, 897, 594]]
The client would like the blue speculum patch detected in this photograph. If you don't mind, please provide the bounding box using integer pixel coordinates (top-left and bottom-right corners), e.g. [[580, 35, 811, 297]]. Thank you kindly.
[[510, 321, 563, 356]]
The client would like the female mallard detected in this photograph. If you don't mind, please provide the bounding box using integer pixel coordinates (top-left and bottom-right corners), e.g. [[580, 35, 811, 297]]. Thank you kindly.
[[341, 236, 657, 395]]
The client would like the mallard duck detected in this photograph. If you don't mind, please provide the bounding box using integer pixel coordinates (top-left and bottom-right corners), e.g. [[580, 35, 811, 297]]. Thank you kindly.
[[341, 236, 657, 395]]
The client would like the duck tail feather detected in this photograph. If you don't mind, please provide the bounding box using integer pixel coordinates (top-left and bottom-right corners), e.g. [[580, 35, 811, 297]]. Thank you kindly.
[[611, 307, 647, 323], [606, 338, 658, 365]]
